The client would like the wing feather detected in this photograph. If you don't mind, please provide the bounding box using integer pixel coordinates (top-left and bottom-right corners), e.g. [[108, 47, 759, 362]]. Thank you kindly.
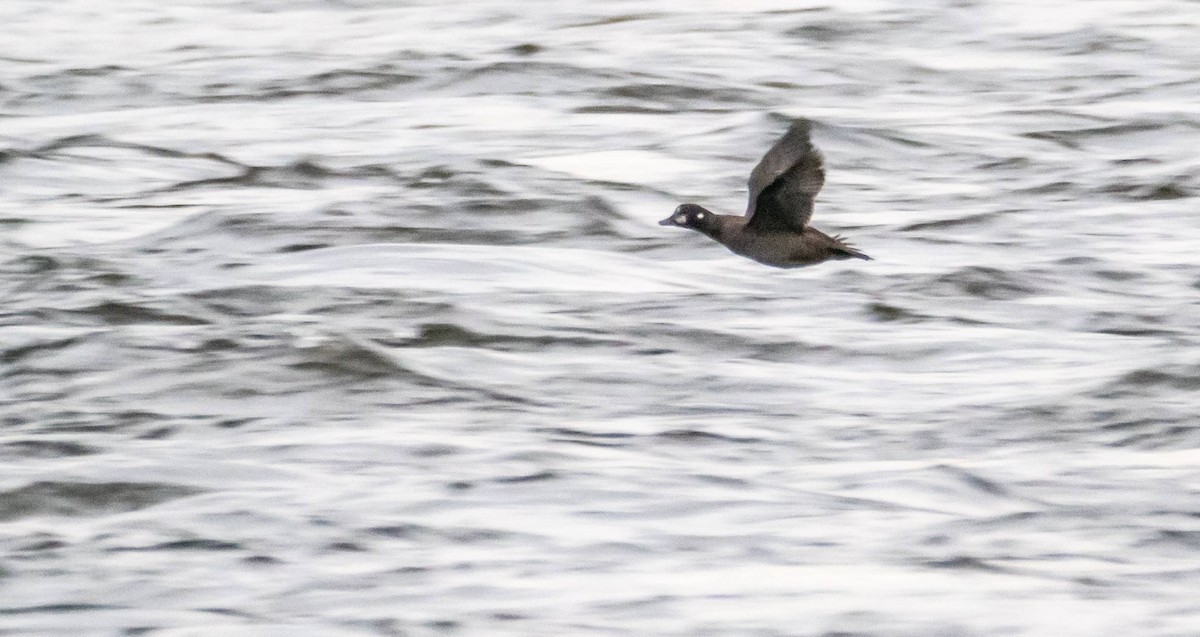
[[745, 120, 826, 232]]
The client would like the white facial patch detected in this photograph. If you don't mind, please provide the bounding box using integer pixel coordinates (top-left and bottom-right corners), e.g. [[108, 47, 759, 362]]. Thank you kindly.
[[673, 214, 687, 224]]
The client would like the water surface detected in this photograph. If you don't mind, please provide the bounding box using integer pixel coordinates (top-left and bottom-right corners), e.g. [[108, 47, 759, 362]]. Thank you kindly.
[[2, 1, 1200, 635]]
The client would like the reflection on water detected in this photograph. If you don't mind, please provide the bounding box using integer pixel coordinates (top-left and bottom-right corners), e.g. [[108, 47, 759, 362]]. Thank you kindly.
[[2, 0, 1200, 635]]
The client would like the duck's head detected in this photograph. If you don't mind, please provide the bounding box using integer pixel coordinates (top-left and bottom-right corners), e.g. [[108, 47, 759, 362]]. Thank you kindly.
[[659, 204, 717, 232]]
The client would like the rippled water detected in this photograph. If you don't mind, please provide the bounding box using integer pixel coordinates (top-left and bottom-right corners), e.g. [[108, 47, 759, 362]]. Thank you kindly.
[[3, 1, 1200, 635]]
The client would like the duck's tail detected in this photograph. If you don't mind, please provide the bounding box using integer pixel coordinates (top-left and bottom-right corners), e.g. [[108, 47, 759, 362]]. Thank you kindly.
[[830, 234, 872, 261]]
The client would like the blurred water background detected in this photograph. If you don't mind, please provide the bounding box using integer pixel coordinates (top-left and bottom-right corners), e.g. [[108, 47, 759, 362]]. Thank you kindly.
[[2, 1, 1200, 635]]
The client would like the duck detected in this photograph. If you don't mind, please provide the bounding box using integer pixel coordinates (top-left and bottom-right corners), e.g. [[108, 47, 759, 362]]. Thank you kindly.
[[659, 119, 870, 267]]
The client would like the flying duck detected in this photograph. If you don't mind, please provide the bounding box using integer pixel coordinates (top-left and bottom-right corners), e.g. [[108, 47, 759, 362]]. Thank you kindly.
[[660, 119, 870, 267]]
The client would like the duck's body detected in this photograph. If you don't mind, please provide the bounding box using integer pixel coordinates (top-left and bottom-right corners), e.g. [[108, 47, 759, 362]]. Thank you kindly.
[[664, 207, 868, 268], [659, 119, 870, 268]]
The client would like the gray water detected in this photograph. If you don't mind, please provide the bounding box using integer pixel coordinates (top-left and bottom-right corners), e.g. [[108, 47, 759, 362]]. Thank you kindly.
[[3, 1, 1200, 635]]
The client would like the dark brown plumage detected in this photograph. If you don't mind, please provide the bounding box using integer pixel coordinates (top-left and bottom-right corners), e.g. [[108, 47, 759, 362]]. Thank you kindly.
[[659, 119, 870, 268]]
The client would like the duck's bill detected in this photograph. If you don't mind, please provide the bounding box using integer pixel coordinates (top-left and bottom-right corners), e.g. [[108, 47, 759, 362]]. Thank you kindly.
[[657, 217, 675, 226]]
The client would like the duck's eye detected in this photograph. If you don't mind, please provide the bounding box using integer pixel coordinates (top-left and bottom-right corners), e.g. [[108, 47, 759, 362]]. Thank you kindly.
[[694, 211, 705, 219]]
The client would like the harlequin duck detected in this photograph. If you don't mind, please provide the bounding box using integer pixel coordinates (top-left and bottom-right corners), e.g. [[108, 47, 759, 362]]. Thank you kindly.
[[660, 119, 870, 267]]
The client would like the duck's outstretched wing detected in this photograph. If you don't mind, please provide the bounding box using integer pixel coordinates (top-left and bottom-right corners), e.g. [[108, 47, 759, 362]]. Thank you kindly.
[[745, 119, 825, 232]]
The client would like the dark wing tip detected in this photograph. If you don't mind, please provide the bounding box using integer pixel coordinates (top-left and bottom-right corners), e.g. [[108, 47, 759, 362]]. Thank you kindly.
[[747, 119, 821, 205], [786, 118, 814, 136]]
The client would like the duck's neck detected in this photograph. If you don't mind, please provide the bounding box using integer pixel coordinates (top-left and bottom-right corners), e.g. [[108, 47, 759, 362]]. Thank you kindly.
[[707, 214, 746, 241]]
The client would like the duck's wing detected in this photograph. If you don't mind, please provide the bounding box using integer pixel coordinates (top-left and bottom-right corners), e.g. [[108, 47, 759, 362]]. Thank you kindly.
[[745, 119, 825, 232]]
